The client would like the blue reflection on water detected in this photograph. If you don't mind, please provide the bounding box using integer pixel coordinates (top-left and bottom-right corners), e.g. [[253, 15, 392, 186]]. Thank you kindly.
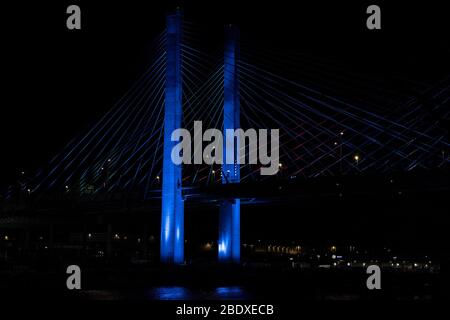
[[214, 286, 247, 299], [146, 286, 250, 300], [149, 286, 192, 300]]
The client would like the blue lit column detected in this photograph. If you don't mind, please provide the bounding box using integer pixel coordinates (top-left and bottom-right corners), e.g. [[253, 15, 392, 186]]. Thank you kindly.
[[219, 25, 240, 263], [161, 9, 184, 264]]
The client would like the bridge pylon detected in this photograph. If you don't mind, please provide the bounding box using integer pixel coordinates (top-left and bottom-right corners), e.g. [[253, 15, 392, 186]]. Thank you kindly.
[[160, 9, 184, 264], [219, 25, 241, 263]]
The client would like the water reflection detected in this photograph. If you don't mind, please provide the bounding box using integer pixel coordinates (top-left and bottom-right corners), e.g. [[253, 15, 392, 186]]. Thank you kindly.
[[146, 286, 250, 300], [213, 286, 247, 299], [148, 286, 193, 300]]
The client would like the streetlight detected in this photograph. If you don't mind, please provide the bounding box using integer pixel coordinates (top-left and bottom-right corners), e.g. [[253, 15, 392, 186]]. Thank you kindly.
[[211, 170, 216, 184], [354, 154, 360, 166]]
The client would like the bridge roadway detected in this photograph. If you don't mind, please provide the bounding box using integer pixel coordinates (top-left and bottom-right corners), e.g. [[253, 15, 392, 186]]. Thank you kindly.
[[1, 170, 448, 226]]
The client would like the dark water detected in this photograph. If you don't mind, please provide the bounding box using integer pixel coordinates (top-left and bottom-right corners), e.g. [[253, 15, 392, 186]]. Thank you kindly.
[[78, 286, 252, 300], [0, 264, 439, 301]]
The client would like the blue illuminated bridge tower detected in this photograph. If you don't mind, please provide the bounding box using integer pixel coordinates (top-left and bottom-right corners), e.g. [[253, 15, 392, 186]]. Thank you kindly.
[[219, 25, 241, 263], [160, 11, 241, 264], [161, 9, 184, 264]]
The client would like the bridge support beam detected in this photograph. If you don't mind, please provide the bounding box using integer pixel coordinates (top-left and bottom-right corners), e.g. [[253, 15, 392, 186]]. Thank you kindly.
[[160, 9, 184, 264], [219, 25, 240, 263]]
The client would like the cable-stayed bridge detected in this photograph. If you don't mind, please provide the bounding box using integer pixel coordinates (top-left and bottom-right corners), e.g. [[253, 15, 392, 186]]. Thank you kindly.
[[3, 10, 449, 264]]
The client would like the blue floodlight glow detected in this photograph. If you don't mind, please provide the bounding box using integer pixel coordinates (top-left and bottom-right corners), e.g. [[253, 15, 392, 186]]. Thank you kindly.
[[219, 25, 241, 263], [160, 9, 184, 264], [218, 198, 240, 262]]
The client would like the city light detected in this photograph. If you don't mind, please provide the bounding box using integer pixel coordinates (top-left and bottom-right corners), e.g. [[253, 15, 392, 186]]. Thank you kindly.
[[354, 154, 360, 166]]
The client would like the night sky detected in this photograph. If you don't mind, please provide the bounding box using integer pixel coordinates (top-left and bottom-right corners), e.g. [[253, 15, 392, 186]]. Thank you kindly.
[[1, 0, 449, 186]]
